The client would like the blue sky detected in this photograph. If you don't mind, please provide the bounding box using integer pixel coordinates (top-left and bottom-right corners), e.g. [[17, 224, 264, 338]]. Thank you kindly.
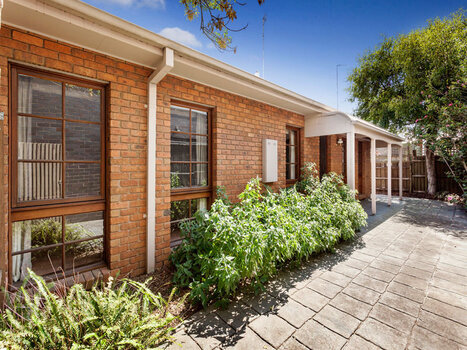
[[84, 0, 464, 114]]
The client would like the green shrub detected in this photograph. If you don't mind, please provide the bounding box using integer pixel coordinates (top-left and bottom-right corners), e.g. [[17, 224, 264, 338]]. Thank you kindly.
[[170, 163, 367, 307], [0, 271, 179, 349]]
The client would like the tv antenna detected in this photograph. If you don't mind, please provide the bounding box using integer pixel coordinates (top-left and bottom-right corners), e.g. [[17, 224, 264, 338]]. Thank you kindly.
[[262, 15, 267, 79], [336, 64, 344, 110]]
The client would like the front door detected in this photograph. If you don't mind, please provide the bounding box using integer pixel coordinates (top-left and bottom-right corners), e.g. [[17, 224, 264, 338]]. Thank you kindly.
[[358, 141, 363, 194], [319, 136, 327, 177]]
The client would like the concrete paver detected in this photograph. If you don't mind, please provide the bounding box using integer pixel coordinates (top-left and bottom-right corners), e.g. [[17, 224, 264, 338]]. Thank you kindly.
[[165, 197, 467, 349]]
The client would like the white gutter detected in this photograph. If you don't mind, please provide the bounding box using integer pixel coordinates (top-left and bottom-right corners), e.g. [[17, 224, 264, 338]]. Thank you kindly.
[[146, 47, 174, 273], [0, 0, 3, 26]]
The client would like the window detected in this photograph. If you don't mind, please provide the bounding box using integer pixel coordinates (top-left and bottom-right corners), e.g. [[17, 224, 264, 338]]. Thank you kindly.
[[286, 127, 300, 182], [10, 66, 106, 283], [170, 103, 211, 246]]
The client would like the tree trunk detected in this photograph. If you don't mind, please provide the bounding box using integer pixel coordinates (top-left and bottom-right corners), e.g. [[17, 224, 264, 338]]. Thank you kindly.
[[425, 146, 436, 195]]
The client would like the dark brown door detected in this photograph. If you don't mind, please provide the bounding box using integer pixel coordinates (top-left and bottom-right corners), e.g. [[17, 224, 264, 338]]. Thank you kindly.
[[358, 141, 363, 194], [319, 136, 327, 177]]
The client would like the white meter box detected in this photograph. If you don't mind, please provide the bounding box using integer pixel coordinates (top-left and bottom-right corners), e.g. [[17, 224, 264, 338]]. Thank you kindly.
[[262, 139, 278, 183]]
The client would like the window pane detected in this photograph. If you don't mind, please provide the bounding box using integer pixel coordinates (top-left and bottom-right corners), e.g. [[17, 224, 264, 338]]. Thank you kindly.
[[170, 106, 190, 133], [289, 146, 296, 163], [286, 129, 290, 145], [65, 121, 101, 161], [17, 162, 63, 202], [290, 130, 296, 145], [192, 110, 208, 134], [65, 84, 101, 122], [171, 163, 190, 188], [192, 163, 208, 187], [18, 74, 62, 118], [65, 211, 104, 242], [192, 135, 208, 162], [12, 217, 62, 253], [289, 164, 296, 180], [64, 238, 104, 270], [65, 163, 101, 198], [171, 132, 190, 162], [191, 197, 207, 215], [18, 116, 62, 161], [12, 246, 62, 283], [286, 163, 291, 180], [171, 199, 190, 222]]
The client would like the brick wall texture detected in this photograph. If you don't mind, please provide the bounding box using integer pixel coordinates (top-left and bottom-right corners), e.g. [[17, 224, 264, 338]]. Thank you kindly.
[[0, 25, 370, 280]]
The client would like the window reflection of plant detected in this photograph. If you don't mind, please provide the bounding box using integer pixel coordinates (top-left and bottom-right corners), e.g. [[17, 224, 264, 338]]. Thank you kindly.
[[171, 172, 181, 188], [22, 219, 99, 258]]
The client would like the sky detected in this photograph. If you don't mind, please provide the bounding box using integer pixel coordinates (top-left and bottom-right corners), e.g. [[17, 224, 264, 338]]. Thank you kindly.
[[83, 0, 464, 115]]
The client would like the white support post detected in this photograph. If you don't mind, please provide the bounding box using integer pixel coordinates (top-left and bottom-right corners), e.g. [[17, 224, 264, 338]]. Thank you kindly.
[[399, 145, 403, 200], [346, 131, 355, 191], [387, 143, 392, 206], [371, 138, 376, 215], [146, 48, 174, 274]]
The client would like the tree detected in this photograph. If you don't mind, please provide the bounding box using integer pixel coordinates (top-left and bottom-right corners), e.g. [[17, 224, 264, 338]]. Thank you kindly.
[[348, 11, 466, 196], [180, 0, 264, 51]]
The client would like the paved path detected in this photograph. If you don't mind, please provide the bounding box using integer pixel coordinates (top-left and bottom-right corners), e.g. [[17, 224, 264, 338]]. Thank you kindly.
[[167, 197, 467, 350]]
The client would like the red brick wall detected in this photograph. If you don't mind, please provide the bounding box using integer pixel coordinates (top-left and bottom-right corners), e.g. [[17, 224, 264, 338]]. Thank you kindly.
[[155, 75, 320, 266], [0, 25, 323, 278], [327, 135, 344, 174], [0, 25, 151, 279]]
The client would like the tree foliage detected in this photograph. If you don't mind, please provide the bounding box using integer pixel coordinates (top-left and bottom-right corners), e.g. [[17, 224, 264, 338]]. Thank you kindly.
[[348, 11, 467, 193], [180, 0, 264, 51]]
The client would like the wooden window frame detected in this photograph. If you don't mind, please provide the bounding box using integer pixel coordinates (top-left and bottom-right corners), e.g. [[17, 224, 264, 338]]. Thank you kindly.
[[286, 126, 301, 183], [170, 100, 212, 199], [169, 101, 212, 245], [9, 64, 108, 283]]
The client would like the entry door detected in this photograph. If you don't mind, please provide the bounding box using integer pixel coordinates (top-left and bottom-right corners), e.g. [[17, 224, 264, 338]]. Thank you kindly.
[[319, 136, 327, 177], [358, 141, 363, 194]]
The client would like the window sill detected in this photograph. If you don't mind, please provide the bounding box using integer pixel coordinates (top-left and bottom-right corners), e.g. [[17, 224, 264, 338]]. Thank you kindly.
[[10, 264, 110, 291]]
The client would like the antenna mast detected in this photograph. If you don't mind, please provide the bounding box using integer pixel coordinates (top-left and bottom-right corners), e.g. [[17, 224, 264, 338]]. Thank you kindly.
[[262, 15, 266, 79], [336, 64, 343, 110]]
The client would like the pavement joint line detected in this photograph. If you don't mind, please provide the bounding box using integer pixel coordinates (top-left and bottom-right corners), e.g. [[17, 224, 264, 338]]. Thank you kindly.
[[341, 207, 430, 348]]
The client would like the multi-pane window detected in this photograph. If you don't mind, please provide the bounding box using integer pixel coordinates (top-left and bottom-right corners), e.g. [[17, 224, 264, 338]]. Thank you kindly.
[[170, 103, 211, 247], [286, 127, 300, 181], [10, 66, 106, 283]]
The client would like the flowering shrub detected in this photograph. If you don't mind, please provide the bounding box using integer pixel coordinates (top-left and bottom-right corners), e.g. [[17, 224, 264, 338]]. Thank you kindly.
[[444, 193, 465, 206], [170, 163, 367, 307]]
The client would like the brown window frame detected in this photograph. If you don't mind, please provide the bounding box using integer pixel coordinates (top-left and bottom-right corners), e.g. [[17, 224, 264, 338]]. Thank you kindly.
[[9, 64, 108, 283], [169, 101, 212, 245], [286, 126, 301, 183]]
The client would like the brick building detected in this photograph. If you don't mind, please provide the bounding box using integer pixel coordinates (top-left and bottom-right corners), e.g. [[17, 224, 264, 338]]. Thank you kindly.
[[0, 0, 403, 286]]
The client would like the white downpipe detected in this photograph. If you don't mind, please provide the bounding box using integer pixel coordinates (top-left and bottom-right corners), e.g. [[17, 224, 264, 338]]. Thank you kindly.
[[387, 143, 392, 206], [0, 0, 3, 27], [346, 130, 355, 191], [146, 47, 174, 274], [371, 138, 376, 215]]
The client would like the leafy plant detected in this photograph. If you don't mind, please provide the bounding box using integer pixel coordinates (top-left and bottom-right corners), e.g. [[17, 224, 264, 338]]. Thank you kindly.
[[0, 271, 180, 349], [170, 163, 367, 307]]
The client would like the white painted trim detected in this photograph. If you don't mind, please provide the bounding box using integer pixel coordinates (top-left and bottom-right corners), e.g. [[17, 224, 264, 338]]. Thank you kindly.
[[146, 48, 174, 274], [0, 0, 3, 27], [371, 138, 376, 215], [387, 143, 392, 206]]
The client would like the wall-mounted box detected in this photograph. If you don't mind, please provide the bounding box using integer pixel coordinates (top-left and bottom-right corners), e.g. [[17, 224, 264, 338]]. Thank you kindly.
[[262, 139, 278, 183]]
